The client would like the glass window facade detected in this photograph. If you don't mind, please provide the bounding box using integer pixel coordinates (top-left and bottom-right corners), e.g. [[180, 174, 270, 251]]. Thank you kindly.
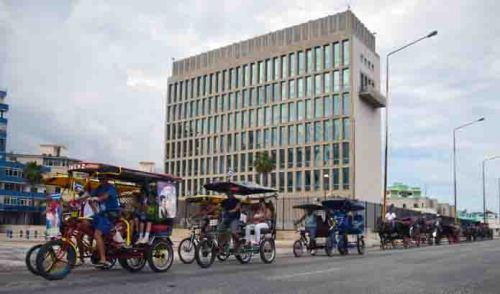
[[167, 38, 353, 197]]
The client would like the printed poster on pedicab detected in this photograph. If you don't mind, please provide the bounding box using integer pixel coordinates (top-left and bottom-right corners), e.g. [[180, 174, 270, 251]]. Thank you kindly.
[[46, 194, 62, 237], [157, 182, 176, 219]]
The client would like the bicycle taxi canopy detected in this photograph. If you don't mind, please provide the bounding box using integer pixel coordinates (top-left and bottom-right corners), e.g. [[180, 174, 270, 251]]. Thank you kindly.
[[292, 203, 324, 211], [204, 181, 277, 196], [321, 199, 365, 212], [185, 194, 226, 205]]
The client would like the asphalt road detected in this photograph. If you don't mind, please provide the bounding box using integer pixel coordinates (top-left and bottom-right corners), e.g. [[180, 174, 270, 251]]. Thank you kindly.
[[1, 239, 499, 294]]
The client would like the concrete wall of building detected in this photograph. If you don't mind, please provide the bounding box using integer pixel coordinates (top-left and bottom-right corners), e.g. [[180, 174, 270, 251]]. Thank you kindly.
[[351, 35, 382, 203]]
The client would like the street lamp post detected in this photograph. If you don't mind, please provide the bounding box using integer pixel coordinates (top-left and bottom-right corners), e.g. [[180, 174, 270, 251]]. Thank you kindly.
[[482, 156, 500, 223], [323, 173, 329, 200], [382, 30, 438, 216], [452, 117, 485, 223]]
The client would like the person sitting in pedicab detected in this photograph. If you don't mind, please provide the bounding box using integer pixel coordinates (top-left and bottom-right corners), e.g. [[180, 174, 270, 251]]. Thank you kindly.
[[90, 175, 123, 268], [133, 189, 153, 245], [194, 200, 219, 237], [295, 208, 319, 254], [218, 191, 241, 252], [245, 199, 272, 246]]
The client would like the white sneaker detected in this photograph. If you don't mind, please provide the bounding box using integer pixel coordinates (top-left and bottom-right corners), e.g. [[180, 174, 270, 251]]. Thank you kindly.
[[139, 237, 149, 244], [113, 232, 125, 244]]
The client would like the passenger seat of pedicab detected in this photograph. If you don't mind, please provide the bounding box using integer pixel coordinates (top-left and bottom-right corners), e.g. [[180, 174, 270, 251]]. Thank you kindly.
[[351, 214, 364, 234], [149, 218, 174, 237], [316, 215, 329, 237]]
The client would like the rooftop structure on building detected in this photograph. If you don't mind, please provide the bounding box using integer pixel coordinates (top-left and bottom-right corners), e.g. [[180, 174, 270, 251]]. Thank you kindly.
[[387, 182, 455, 217]]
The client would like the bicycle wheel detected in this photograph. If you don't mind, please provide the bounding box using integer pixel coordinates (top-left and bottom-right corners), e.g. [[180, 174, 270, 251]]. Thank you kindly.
[[178, 237, 196, 264], [293, 240, 304, 257], [195, 239, 216, 269], [259, 238, 276, 264], [36, 240, 76, 281], [26, 244, 42, 276], [147, 239, 174, 273]]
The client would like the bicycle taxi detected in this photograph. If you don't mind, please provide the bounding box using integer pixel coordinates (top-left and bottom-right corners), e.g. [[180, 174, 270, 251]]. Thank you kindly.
[[25, 174, 138, 276], [322, 199, 366, 255], [33, 162, 181, 280], [292, 202, 335, 257], [195, 181, 278, 268], [178, 194, 225, 264]]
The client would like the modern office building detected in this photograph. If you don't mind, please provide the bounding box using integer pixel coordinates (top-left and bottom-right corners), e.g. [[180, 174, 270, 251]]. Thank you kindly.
[[165, 10, 385, 203]]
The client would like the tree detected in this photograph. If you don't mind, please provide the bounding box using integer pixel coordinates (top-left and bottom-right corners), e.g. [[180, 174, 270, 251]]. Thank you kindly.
[[253, 151, 275, 184], [23, 161, 44, 185]]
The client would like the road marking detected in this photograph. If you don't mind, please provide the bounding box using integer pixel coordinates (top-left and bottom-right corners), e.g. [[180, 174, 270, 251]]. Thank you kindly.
[[267, 267, 339, 280]]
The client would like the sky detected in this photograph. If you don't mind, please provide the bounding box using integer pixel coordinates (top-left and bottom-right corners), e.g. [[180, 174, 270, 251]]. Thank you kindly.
[[0, 0, 499, 211]]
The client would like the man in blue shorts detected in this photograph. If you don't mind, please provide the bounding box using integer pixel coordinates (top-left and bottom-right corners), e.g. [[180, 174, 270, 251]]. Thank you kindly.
[[91, 175, 121, 268]]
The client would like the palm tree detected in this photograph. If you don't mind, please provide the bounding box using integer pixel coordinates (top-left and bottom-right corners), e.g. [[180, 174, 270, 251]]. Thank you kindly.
[[23, 161, 44, 185], [253, 151, 275, 185]]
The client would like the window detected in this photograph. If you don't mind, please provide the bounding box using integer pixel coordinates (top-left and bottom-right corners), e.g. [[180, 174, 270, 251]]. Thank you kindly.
[[332, 168, 339, 189], [281, 55, 287, 79], [322, 73, 329, 94], [298, 51, 304, 74], [306, 76, 313, 97], [288, 148, 294, 168], [314, 122, 321, 142], [251, 63, 257, 85], [324, 44, 331, 69], [289, 53, 296, 77], [295, 171, 302, 191], [279, 149, 285, 169], [287, 171, 293, 192], [272, 127, 278, 146], [313, 170, 320, 191], [324, 120, 332, 141], [288, 125, 296, 145], [324, 96, 332, 117], [297, 124, 304, 144], [288, 102, 296, 122], [305, 99, 313, 120], [315, 46, 322, 71], [343, 69, 350, 91], [259, 61, 265, 84], [289, 80, 296, 99], [280, 126, 286, 145], [343, 40, 349, 66], [306, 49, 313, 73], [274, 57, 279, 80], [333, 42, 340, 67], [297, 78, 304, 98], [333, 70, 340, 92], [281, 104, 287, 123], [297, 101, 304, 121], [273, 83, 280, 101], [266, 59, 272, 82], [244, 64, 250, 87], [342, 167, 350, 190], [305, 122, 312, 144], [323, 145, 331, 165], [273, 105, 280, 124], [343, 118, 350, 140], [333, 94, 340, 116], [342, 142, 349, 164], [305, 170, 311, 191], [281, 82, 287, 100], [305, 146, 311, 167], [314, 145, 321, 167], [334, 119, 341, 140], [314, 97, 323, 118], [314, 74, 321, 96], [342, 93, 350, 115], [296, 147, 303, 168]]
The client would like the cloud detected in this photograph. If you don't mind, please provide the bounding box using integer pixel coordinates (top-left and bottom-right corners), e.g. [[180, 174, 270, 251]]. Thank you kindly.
[[1, 0, 499, 211]]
